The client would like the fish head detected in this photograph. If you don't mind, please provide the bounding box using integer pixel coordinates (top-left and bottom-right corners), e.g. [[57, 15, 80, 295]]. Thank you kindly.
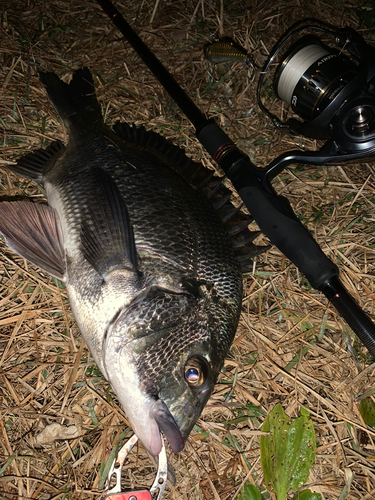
[[102, 285, 236, 456]]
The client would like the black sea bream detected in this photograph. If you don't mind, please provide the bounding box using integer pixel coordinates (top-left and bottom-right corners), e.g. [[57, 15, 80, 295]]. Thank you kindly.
[[0, 68, 263, 456]]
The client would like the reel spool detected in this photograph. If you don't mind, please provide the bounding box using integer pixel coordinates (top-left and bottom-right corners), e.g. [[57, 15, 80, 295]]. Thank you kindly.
[[258, 21, 375, 156], [274, 36, 356, 121]]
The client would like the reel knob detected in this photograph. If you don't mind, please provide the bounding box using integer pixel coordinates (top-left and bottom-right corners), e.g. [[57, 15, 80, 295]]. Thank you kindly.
[[347, 105, 373, 135], [333, 96, 375, 153]]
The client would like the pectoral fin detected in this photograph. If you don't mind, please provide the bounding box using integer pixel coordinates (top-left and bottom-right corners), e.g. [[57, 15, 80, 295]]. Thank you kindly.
[[0, 201, 65, 280], [80, 169, 140, 279]]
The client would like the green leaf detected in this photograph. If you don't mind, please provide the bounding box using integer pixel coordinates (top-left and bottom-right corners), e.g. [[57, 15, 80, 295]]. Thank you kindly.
[[290, 489, 322, 500], [283, 347, 310, 373], [236, 483, 262, 500], [87, 400, 99, 426], [318, 309, 329, 341], [260, 404, 316, 500], [360, 398, 375, 427], [0, 455, 16, 475], [98, 428, 131, 489]]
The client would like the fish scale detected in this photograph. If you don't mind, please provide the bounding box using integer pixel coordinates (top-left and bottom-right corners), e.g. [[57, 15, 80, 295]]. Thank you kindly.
[[0, 67, 265, 457]]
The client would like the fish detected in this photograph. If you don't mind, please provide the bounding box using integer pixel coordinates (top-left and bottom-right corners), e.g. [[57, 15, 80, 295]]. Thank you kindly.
[[0, 68, 266, 457]]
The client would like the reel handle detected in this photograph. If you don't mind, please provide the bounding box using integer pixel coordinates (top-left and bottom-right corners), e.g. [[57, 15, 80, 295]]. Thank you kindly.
[[263, 142, 375, 186]]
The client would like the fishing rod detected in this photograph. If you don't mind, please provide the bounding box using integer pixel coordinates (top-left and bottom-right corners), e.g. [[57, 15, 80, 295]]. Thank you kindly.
[[95, 0, 375, 358]]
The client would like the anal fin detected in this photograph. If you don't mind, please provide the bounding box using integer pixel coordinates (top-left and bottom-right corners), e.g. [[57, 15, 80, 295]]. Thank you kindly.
[[6, 141, 65, 183]]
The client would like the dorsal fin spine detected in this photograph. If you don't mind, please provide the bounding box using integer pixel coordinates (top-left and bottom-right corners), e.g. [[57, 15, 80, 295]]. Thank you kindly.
[[112, 122, 269, 266]]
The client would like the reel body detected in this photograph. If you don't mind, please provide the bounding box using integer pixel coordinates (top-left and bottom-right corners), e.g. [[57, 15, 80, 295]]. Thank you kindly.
[[258, 22, 375, 157]]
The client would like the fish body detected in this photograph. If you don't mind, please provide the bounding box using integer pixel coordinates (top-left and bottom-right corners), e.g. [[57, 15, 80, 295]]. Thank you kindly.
[[0, 68, 263, 456]]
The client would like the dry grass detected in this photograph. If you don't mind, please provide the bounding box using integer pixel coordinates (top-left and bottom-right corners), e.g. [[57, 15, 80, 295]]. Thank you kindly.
[[1, 0, 375, 499]]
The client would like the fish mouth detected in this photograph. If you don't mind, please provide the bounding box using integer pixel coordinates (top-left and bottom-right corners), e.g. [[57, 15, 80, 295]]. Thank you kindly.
[[102, 345, 185, 456], [150, 399, 185, 454], [102, 320, 186, 456]]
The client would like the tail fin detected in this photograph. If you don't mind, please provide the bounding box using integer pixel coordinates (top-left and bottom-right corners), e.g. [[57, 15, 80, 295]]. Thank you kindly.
[[39, 67, 103, 133]]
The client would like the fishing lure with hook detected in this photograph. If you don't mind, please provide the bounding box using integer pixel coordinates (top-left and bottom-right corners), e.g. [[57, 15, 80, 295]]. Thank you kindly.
[[203, 38, 256, 80], [102, 434, 168, 500], [203, 39, 249, 64]]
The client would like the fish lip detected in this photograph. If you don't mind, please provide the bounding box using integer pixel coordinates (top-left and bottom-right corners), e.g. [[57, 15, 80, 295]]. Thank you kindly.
[[103, 328, 184, 456], [150, 399, 185, 454]]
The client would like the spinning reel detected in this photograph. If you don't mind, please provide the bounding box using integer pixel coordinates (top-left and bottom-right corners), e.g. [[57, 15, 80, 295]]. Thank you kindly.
[[257, 20, 375, 180]]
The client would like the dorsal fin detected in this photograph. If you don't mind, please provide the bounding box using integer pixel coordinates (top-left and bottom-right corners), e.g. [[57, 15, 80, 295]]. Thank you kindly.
[[112, 122, 269, 268], [113, 122, 193, 172], [226, 212, 253, 236]]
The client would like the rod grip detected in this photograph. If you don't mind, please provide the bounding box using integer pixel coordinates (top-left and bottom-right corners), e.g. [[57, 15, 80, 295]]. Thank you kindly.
[[225, 158, 339, 289], [227, 157, 375, 357]]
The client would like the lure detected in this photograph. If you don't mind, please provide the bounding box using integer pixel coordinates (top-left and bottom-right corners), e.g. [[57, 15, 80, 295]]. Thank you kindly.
[[102, 434, 168, 500], [203, 39, 253, 66]]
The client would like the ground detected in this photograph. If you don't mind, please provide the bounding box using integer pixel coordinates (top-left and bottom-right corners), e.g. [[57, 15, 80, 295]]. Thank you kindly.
[[1, 0, 375, 499]]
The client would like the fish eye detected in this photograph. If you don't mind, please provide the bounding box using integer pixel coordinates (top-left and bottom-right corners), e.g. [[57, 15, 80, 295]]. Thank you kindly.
[[184, 356, 209, 387]]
